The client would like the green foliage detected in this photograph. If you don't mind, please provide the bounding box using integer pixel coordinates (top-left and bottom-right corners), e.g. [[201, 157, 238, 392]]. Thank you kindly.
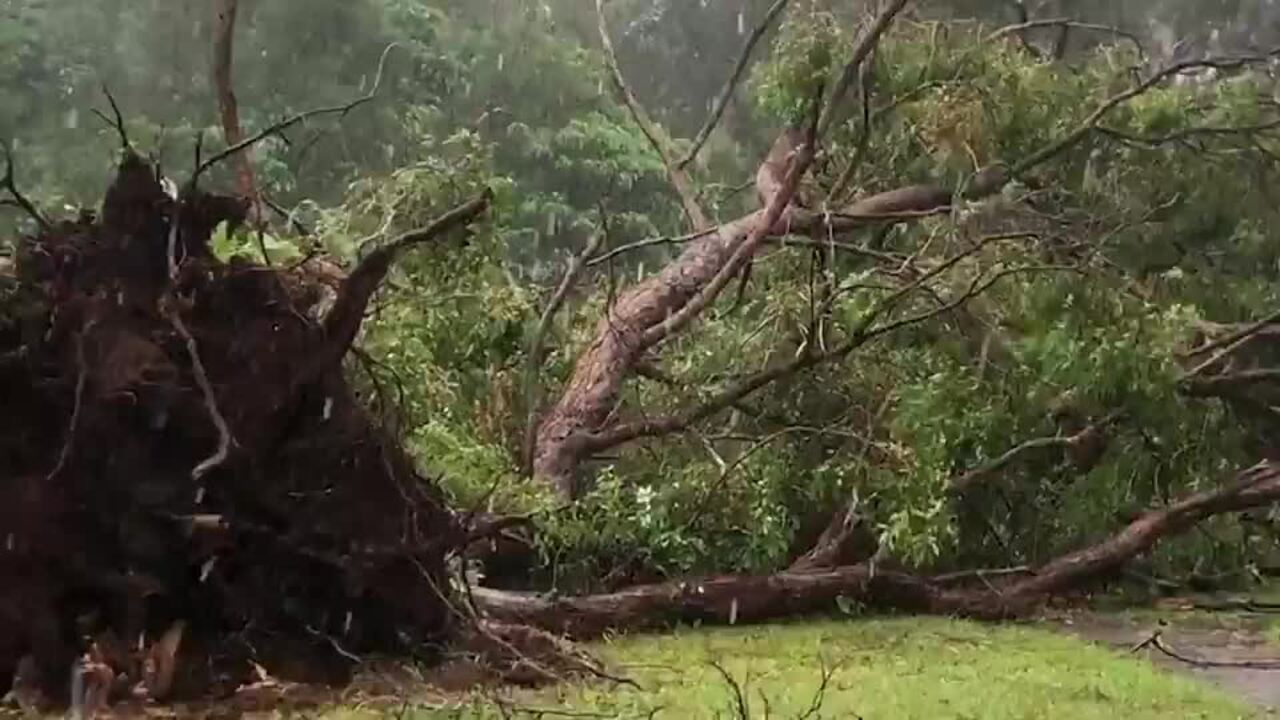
[[10, 0, 1280, 597], [752, 2, 843, 124], [325, 619, 1255, 718], [208, 221, 302, 264]]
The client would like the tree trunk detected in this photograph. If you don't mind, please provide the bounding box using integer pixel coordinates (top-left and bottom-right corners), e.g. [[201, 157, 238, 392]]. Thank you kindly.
[[212, 0, 259, 219], [476, 461, 1280, 637]]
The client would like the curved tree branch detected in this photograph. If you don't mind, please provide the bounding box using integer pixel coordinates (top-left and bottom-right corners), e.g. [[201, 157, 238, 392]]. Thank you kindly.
[[595, 0, 709, 230], [1, 145, 50, 232], [294, 190, 493, 389], [818, 0, 911, 138], [195, 43, 397, 187], [677, 0, 794, 170], [522, 231, 607, 473]]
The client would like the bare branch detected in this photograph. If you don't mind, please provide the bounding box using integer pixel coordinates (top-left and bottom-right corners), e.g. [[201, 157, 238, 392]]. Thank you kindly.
[[950, 411, 1125, 493], [819, 0, 911, 138], [1182, 307, 1280, 377], [638, 93, 822, 349], [985, 18, 1146, 60], [1137, 632, 1280, 669], [164, 301, 234, 486], [677, 0, 793, 170], [195, 43, 397, 185], [90, 85, 131, 151], [1183, 369, 1280, 395], [522, 232, 607, 472], [585, 227, 718, 268], [595, 0, 709, 229], [295, 190, 493, 387], [709, 661, 751, 720], [1, 145, 50, 232]]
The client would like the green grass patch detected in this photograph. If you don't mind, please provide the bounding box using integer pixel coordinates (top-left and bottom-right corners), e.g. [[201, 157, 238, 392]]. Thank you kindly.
[[329, 617, 1260, 719]]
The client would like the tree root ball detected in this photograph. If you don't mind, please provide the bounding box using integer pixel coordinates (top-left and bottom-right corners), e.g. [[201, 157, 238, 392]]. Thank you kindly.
[[0, 151, 458, 705]]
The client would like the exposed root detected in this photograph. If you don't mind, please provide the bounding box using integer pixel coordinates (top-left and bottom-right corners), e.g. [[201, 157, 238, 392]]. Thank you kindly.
[[0, 150, 476, 707], [162, 299, 233, 486]]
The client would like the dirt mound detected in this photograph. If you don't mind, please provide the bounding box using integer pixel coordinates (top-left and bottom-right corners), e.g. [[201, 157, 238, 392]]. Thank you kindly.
[[0, 151, 459, 708]]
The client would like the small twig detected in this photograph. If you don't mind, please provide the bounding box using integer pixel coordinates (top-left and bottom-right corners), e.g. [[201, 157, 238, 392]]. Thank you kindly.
[[0, 144, 50, 232], [950, 411, 1124, 492], [91, 85, 131, 150], [585, 227, 719, 268], [796, 657, 837, 720], [193, 43, 398, 186], [1134, 630, 1280, 670], [677, 0, 793, 169], [595, 0, 708, 230], [985, 18, 1146, 61], [709, 661, 750, 720]]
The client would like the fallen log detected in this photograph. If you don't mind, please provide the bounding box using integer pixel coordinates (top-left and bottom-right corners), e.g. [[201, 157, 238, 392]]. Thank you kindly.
[[473, 461, 1280, 638]]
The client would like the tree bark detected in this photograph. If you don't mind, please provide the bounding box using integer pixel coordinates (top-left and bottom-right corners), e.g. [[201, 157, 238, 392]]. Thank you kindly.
[[212, 0, 259, 219], [531, 146, 1005, 497], [475, 461, 1280, 637]]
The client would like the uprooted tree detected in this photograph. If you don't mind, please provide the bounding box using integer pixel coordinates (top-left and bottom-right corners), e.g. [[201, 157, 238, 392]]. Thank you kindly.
[[9, 0, 1280, 710], [493, 0, 1280, 630], [0, 137, 495, 704]]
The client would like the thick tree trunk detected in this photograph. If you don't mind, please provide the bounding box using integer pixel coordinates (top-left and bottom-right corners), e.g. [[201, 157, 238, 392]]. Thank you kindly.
[[531, 211, 766, 497], [476, 461, 1280, 637], [531, 163, 1008, 497]]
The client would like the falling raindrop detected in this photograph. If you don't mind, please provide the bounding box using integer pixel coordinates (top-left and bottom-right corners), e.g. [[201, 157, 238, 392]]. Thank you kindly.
[[738, 9, 745, 36]]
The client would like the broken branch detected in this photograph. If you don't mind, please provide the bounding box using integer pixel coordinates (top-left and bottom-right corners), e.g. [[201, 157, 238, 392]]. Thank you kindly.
[[473, 461, 1280, 637], [595, 0, 709, 230], [195, 42, 398, 186], [818, 0, 911, 138], [296, 190, 493, 387], [677, 0, 793, 170], [1, 145, 50, 232], [522, 231, 607, 473]]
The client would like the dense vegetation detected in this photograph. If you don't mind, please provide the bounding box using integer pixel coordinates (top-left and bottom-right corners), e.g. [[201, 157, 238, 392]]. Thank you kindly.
[[7, 0, 1280, 605]]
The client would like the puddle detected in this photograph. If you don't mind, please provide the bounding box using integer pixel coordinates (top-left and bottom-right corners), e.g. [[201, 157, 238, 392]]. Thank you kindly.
[[1045, 607, 1280, 711]]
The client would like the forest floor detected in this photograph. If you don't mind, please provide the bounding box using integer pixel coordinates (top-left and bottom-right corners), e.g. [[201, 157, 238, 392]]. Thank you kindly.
[[312, 613, 1271, 719]]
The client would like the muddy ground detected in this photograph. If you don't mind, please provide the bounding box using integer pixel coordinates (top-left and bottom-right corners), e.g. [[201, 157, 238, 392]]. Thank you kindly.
[[1048, 604, 1280, 711]]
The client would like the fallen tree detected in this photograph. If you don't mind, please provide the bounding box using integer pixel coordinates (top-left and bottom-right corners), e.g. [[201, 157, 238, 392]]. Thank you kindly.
[[530, 0, 1280, 503], [473, 460, 1280, 637]]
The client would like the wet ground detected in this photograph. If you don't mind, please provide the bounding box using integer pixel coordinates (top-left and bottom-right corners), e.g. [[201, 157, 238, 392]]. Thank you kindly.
[[1045, 602, 1280, 713]]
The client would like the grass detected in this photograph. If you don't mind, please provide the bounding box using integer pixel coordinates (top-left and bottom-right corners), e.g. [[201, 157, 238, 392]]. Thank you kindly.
[[326, 617, 1262, 719]]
